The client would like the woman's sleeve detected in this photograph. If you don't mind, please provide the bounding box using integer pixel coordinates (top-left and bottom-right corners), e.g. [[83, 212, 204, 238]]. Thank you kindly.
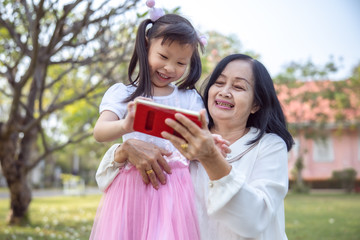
[[95, 144, 126, 191], [206, 136, 288, 237]]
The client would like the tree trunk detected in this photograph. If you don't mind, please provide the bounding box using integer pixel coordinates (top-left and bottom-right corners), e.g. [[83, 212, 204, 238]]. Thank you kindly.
[[296, 167, 303, 185], [0, 132, 32, 225], [7, 177, 32, 225]]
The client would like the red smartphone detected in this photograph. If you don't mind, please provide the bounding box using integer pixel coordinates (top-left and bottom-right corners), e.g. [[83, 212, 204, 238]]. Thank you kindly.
[[133, 99, 201, 139]]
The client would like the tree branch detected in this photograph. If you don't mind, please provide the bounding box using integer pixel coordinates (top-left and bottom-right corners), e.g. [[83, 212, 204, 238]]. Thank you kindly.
[[27, 130, 92, 171], [0, 18, 28, 56], [47, 0, 83, 54], [21, 79, 102, 134], [44, 65, 75, 89]]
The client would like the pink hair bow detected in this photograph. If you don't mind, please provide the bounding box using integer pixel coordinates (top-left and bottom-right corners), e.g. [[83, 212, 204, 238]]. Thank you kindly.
[[199, 35, 208, 47], [146, 0, 165, 22]]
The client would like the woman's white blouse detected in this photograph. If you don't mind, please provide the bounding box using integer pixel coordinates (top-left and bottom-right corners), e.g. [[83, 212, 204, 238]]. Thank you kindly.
[[191, 127, 289, 240], [96, 127, 289, 240]]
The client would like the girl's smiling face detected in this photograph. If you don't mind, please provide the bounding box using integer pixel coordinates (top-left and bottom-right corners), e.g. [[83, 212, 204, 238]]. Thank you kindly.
[[148, 38, 193, 95], [208, 60, 259, 128]]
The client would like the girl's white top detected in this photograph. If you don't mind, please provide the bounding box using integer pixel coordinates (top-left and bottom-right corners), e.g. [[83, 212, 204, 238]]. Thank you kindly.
[[96, 126, 289, 240], [96, 83, 204, 189]]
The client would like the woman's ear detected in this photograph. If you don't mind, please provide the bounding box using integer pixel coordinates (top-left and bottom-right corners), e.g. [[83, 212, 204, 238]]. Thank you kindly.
[[251, 104, 259, 114]]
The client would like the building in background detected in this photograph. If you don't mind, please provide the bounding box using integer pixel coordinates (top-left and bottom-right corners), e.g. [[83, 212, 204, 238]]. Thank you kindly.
[[277, 80, 360, 188]]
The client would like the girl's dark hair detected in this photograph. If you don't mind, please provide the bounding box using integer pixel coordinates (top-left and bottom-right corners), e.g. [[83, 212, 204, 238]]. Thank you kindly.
[[202, 54, 294, 151], [125, 14, 203, 102]]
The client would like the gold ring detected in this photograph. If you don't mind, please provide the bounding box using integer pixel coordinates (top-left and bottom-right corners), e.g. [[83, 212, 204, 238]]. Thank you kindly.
[[180, 143, 188, 151], [146, 169, 154, 175]]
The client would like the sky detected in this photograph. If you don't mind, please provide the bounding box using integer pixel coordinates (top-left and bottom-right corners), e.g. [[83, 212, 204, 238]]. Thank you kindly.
[[154, 0, 360, 80]]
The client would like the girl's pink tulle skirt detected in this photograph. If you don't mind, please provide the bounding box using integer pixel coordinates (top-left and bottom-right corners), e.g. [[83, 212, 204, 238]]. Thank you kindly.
[[89, 161, 200, 240]]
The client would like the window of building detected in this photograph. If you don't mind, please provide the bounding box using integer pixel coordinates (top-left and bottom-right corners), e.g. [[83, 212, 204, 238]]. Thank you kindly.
[[313, 137, 334, 162], [291, 138, 300, 159]]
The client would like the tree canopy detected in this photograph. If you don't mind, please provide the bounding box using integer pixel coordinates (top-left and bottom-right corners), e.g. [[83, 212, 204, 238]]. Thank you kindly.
[[0, 0, 141, 225]]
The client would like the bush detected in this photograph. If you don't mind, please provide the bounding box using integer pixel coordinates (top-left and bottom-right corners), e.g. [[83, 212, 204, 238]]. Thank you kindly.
[[332, 168, 357, 193], [290, 182, 310, 194]]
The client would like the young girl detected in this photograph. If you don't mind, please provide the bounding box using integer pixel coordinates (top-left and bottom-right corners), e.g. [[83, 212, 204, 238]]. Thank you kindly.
[[89, 3, 206, 239]]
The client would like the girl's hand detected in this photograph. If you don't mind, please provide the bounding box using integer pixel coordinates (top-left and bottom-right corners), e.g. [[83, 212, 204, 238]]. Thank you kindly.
[[122, 101, 136, 132], [123, 97, 153, 133], [115, 139, 172, 190], [212, 134, 231, 157]]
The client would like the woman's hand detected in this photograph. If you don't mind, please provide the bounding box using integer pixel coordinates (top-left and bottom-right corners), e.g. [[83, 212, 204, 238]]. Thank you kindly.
[[161, 110, 232, 180], [115, 139, 172, 189], [161, 110, 218, 160], [212, 134, 231, 157]]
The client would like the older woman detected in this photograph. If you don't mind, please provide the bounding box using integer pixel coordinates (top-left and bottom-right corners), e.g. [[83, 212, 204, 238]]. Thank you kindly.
[[96, 54, 294, 240]]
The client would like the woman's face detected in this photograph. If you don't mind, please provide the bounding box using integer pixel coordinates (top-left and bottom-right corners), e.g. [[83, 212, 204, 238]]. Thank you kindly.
[[148, 38, 193, 95], [208, 60, 258, 128]]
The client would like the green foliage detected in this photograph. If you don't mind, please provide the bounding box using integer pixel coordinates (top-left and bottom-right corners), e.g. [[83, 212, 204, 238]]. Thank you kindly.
[[164, 6, 181, 14], [349, 62, 360, 111], [274, 57, 340, 83], [60, 173, 81, 182], [290, 156, 310, 194], [0, 0, 143, 224], [332, 168, 357, 193], [199, 31, 255, 84], [0, 0, 139, 176], [204, 31, 243, 60], [294, 156, 304, 171], [136, 11, 148, 18], [54, 139, 117, 186], [275, 58, 360, 133], [350, 62, 360, 86], [291, 183, 310, 194]]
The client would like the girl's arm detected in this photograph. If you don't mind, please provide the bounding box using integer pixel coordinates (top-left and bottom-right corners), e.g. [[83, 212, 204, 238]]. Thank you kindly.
[[93, 101, 136, 142]]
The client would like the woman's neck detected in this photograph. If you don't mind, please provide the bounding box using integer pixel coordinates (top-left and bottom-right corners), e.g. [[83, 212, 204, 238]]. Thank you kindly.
[[211, 124, 249, 144]]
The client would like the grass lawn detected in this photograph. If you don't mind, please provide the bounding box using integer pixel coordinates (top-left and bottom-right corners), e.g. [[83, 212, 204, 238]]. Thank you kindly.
[[0, 192, 359, 240], [0, 194, 101, 240], [285, 192, 360, 240]]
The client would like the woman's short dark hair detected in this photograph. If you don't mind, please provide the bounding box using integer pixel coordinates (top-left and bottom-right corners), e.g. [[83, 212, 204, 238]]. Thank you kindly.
[[125, 14, 203, 102], [202, 54, 294, 151]]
